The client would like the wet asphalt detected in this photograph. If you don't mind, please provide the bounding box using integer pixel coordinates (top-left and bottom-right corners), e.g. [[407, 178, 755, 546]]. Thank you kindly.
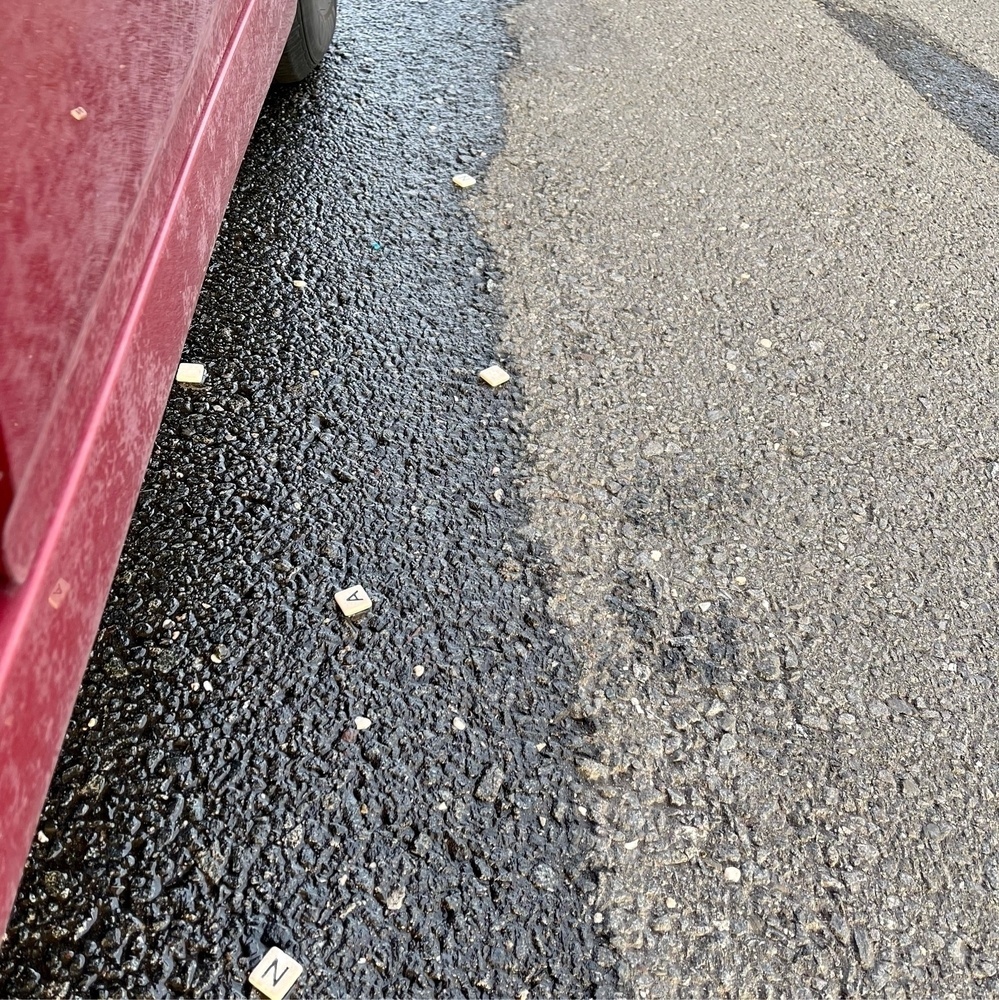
[[0, 0, 617, 996]]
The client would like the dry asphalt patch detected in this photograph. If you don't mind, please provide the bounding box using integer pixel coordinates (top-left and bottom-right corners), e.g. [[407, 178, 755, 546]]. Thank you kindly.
[[478, 0, 999, 995]]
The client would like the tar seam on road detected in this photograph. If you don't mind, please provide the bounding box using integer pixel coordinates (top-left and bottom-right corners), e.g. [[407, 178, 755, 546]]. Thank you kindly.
[[819, 1, 999, 160]]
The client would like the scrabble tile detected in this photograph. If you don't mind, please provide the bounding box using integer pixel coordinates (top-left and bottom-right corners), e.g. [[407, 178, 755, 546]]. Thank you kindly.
[[48, 578, 70, 610], [70, 107, 88, 121], [176, 362, 206, 384], [452, 173, 476, 189], [335, 584, 372, 617], [478, 365, 510, 387], [249, 948, 303, 1000]]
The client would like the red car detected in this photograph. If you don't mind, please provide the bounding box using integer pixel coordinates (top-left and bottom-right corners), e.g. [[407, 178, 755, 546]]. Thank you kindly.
[[0, 0, 336, 936]]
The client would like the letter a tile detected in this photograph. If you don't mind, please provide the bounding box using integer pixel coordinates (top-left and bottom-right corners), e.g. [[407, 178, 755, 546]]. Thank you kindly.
[[335, 584, 373, 617]]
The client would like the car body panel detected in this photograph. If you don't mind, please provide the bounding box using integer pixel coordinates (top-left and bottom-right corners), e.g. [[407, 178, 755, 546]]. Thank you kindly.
[[0, 0, 297, 935]]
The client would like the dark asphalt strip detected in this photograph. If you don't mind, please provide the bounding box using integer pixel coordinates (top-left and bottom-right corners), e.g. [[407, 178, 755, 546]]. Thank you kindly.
[[0, 1, 617, 996], [819, 1, 999, 160]]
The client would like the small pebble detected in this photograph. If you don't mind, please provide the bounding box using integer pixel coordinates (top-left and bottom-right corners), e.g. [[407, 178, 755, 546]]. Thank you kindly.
[[354, 716, 372, 731], [723, 866, 742, 883], [384, 887, 406, 911], [37, 831, 49, 844], [413, 664, 426, 677], [292, 279, 307, 288], [758, 338, 773, 349], [452, 716, 467, 731]]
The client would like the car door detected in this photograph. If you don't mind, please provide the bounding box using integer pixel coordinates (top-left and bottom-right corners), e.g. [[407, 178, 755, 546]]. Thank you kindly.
[[0, 0, 297, 934]]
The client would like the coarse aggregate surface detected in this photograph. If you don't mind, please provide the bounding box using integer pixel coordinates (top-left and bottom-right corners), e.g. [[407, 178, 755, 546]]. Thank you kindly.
[[478, 0, 999, 996]]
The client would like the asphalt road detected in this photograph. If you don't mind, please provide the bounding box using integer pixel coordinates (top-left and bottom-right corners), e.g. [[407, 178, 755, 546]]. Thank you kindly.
[[4, 0, 999, 997], [479, 0, 999, 996]]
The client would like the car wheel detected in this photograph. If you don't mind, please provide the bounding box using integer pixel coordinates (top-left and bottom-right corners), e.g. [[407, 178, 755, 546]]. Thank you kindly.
[[274, 0, 337, 84]]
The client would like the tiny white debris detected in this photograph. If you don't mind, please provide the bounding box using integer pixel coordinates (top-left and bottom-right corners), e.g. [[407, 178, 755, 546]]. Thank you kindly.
[[87, 718, 97, 729], [650, 550, 662, 562], [536, 742, 547, 751], [335, 585, 372, 617], [758, 338, 773, 349], [493, 489, 504, 502], [203, 680, 214, 692], [70, 107, 87, 121], [37, 831, 49, 844], [734, 576, 747, 586], [452, 173, 476, 189], [248, 946, 303, 1000], [210, 653, 222, 664], [593, 912, 604, 924], [452, 716, 467, 732], [385, 887, 406, 911], [354, 716, 373, 731], [176, 362, 206, 384], [292, 279, 307, 288], [624, 840, 640, 850], [724, 866, 742, 883], [413, 664, 426, 678], [665, 897, 678, 909], [478, 365, 510, 387], [698, 602, 712, 612]]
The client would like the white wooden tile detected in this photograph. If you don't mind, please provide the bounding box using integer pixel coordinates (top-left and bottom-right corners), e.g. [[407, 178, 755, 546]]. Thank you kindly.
[[478, 365, 510, 387], [175, 362, 206, 384], [452, 173, 476, 189], [335, 584, 372, 617], [47, 578, 70, 610], [248, 947, 303, 1000]]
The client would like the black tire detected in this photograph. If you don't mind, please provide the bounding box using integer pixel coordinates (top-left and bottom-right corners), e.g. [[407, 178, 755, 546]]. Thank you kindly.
[[274, 0, 337, 84]]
